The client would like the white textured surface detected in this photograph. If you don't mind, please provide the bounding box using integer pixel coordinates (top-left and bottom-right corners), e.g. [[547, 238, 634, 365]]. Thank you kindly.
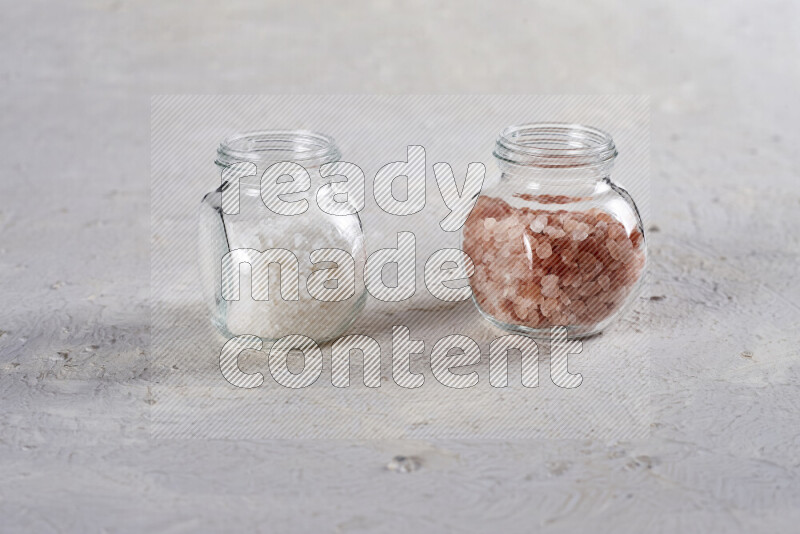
[[1, 1, 799, 532]]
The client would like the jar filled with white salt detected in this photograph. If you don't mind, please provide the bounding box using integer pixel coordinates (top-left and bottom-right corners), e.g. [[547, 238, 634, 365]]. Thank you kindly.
[[462, 123, 646, 338], [198, 131, 367, 343]]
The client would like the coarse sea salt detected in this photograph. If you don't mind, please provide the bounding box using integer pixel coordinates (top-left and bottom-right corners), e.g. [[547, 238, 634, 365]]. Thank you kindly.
[[220, 213, 366, 341]]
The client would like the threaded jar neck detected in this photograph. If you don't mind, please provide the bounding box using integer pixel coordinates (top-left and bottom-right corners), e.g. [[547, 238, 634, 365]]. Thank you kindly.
[[215, 130, 341, 169], [494, 123, 617, 171]]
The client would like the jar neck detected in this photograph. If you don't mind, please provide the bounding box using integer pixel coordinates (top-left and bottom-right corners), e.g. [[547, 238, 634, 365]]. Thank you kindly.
[[493, 123, 617, 190], [215, 130, 341, 185]]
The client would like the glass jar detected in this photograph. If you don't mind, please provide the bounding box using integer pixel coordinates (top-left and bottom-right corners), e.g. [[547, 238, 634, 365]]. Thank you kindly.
[[462, 123, 646, 338], [198, 130, 367, 343]]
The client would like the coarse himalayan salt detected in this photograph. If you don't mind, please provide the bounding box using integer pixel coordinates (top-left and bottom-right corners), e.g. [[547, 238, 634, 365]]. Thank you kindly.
[[463, 196, 646, 330], [535, 242, 553, 259]]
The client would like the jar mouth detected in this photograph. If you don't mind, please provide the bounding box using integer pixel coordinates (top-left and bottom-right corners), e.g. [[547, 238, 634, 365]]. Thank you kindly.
[[494, 123, 617, 169], [215, 130, 341, 168]]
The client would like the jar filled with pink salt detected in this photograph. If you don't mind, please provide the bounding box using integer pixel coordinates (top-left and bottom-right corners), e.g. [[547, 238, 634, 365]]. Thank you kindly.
[[462, 123, 646, 338]]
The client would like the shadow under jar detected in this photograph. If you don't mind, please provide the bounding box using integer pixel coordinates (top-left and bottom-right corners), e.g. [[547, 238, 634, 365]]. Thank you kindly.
[[462, 123, 647, 339], [197, 130, 367, 343]]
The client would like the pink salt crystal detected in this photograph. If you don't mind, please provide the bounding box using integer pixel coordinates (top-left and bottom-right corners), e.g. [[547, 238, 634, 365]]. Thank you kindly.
[[623, 263, 641, 284], [563, 218, 578, 233], [617, 234, 634, 255], [476, 267, 489, 285], [561, 286, 579, 302], [606, 239, 622, 261], [578, 251, 599, 269], [549, 311, 567, 325], [517, 295, 534, 308], [597, 274, 611, 291], [571, 229, 589, 241], [502, 285, 515, 299], [541, 273, 559, 287], [630, 229, 642, 249], [561, 269, 578, 287], [510, 261, 529, 279], [540, 297, 559, 317], [495, 302, 516, 323], [595, 211, 615, 224], [507, 224, 523, 239], [585, 261, 603, 281], [583, 237, 606, 260], [560, 253, 578, 269], [544, 226, 567, 238], [616, 241, 635, 264], [529, 214, 548, 233], [535, 242, 553, 259], [525, 313, 540, 325], [513, 301, 529, 320], [497, 217, 513, 236], [521, 284, 544, 304], [483, 217, 497, 231], [608, 223, 625, 240], [542, 285, 561, 298]]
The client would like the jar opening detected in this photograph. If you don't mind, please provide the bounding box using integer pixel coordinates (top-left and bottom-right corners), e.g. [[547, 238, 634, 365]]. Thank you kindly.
[[215, 130, 341, 168], [494, 123, 617, 169]]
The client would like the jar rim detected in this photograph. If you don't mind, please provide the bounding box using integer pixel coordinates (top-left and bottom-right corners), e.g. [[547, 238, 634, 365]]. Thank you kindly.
[[215, 130, 341, 168], [494, 123, 617, 168]]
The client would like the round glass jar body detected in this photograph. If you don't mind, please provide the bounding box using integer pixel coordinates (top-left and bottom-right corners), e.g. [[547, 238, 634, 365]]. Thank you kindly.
[[198, 131, 367, 343], [462, 123, 646, 338]]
